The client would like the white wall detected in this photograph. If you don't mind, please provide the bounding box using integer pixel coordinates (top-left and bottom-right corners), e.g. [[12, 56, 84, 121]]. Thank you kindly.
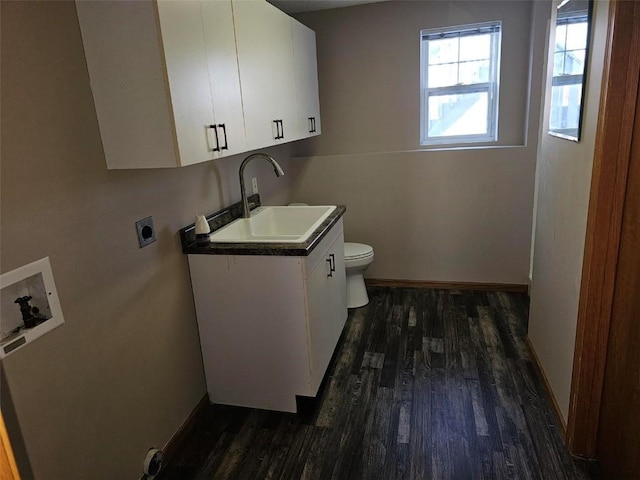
[[0, 2, 295, 478], [290, 0, 549, 284], [289, 149, 536, 283], [528, 0, 609, 421]]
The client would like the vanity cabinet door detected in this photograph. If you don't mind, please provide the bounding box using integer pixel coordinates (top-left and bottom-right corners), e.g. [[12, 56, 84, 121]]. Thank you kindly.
[[305, 244, 336, 394], [304, 223, 346, 394], [232, 0, 299, 149], [327, 238, 347, 342], [292, 19, 322, 139]]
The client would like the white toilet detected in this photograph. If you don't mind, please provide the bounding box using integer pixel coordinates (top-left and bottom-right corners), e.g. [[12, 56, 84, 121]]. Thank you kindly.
[[289, 203, 374, 308], [344, 242, 374, 308]]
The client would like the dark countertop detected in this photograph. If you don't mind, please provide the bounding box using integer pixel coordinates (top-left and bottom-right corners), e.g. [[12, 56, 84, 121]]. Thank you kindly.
[[180, 195, 346, 257]]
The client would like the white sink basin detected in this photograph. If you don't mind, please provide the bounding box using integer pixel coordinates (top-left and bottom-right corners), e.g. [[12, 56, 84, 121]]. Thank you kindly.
[[208, 205, 336, 243]]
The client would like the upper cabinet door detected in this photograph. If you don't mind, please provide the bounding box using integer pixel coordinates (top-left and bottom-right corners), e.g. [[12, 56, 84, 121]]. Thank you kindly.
[[156, 0, 217, 166], [232, 0, 299, 149], [200, 0, 247, 157], [292, 19, 322, 138]]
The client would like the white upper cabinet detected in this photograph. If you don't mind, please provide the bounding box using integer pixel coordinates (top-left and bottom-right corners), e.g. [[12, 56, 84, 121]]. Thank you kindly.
[[77, 0, 320, 169], [76, 0, 245, 169], [232, 0, 299, 149], [292, 19, 322, 138]]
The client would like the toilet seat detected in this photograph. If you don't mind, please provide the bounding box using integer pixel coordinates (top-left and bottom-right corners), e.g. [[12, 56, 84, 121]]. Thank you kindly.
[[344, 242, 374, 261]]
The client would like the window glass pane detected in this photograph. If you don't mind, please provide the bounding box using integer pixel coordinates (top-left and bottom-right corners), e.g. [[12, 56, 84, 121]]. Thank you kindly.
[[428, 37, 458, 65], [428, 63, 458, 88], [428, 91, 488, 137], [555, 24, 567, 51], [549, 83, 583, 132], [566, 22, 588, 50], [553, 52, 565, 76], [458, 60, 489, 84], [564, 50, 585, 75], [459, 34, 490, 61], [420, 21, 500, 145]]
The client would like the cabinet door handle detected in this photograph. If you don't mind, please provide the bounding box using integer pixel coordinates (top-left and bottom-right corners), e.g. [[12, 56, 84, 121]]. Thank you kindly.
[[308, 117, 314, 133], [326, 258, 333, 277], [218, 124, 228, 150], [208, 124, 220, 152], [329, 253, 336, 273], [273, 120, 281, 140], [279, 119, 284, 139]]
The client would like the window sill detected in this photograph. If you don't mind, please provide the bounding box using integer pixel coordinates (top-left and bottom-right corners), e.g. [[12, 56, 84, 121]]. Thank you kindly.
[[414, 143, 528, 152]]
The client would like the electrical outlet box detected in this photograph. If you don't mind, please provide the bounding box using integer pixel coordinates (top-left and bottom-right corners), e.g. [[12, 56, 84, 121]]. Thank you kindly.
[[136, 217, 156, 248], [252, 177, 258, 194]]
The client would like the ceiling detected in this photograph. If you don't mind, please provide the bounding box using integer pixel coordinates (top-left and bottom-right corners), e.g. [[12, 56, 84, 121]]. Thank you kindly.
[[268, 0, 389, 14]]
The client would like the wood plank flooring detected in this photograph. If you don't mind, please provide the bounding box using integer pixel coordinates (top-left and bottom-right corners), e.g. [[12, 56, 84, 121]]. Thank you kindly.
[[158, 287, 601, 480]]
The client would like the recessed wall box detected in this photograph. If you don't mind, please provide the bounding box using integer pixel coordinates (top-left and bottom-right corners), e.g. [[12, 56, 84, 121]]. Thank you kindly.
[[0, 257, 65, 358]]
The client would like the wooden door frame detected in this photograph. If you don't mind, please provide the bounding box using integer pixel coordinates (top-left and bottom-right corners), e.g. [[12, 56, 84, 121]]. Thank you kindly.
[[567, 0, 640, 458], [0, 412, 21, 480]]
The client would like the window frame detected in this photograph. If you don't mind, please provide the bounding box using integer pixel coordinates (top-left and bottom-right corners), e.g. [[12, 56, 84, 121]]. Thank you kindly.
[[548, 11, 590, 138], [420, 21, 502, 147], [551, 13, 588, 88]]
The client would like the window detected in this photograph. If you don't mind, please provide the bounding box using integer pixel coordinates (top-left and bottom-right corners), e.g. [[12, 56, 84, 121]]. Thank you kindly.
[[420, 22, 501, 146], [549, 8, 589, 138]]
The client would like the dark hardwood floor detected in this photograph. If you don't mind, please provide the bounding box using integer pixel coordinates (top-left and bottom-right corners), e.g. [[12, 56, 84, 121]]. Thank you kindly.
[[158, 287, 601, 480]]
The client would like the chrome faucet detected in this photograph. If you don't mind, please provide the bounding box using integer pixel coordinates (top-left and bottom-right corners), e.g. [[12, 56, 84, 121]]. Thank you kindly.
[[239, 153, 285, 218]]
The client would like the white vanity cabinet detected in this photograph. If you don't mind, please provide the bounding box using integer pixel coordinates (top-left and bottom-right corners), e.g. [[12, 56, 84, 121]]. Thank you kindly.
[[187, 219, 347, 413], [76, 0, 246, 169], [292, 19, 322, 138], [232, 0, 300, 148]]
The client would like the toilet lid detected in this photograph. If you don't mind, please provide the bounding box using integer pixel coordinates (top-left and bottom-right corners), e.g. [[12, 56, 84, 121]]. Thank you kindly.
[[344, 242, 373, 260]]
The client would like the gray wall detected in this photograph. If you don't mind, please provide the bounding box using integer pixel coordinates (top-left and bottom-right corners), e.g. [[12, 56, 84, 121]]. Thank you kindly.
[[0, 2, 295, 478], [528, 0, 609, 421], [290, 0, 548, 284]]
